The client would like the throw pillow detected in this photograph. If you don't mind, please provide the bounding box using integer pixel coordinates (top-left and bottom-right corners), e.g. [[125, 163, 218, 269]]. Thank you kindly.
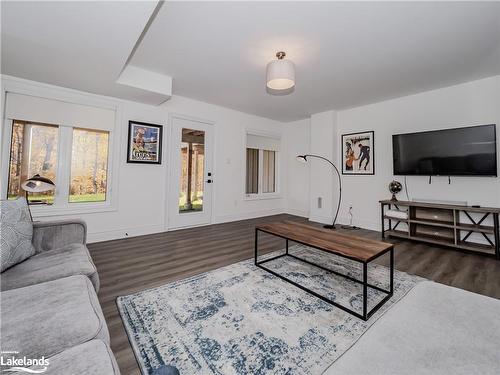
[[0, 198, 35, 272]]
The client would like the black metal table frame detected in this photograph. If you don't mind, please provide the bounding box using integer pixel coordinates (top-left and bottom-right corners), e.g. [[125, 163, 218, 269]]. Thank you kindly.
[[254, 228, 394, 321]]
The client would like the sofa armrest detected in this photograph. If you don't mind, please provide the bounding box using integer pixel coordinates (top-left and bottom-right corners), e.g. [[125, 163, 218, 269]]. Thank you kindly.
[[32, 220, 87, 253]]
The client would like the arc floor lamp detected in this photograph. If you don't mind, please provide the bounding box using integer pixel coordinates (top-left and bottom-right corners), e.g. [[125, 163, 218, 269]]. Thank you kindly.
[[21, 174, 56, 221], [296, 154, 342, 230]]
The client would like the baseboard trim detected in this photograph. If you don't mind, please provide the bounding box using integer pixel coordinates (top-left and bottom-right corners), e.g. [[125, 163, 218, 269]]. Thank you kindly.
[[308, 214, 334, 225], [87, 224, 165, 243], [337, 216, 380, 231], [214, 208, 285, 224], [285, 208, 309, 218]]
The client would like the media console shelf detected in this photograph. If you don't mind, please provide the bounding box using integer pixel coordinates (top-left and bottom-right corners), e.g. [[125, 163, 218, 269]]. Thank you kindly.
[[380, 200, 500, 259]]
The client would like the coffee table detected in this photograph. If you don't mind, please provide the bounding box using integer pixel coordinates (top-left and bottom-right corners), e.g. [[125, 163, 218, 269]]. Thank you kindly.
[[255, 221, 394, 321]]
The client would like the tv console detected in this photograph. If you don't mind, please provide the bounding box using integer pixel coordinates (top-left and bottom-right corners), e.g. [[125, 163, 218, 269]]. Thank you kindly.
[[380, 200, 500, 259]]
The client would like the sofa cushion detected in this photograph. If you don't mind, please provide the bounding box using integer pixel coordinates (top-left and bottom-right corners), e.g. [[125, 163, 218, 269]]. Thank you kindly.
[[0, 275, 109, 360], [324, 281, 500, 375], [0, 243, 99, 291], [25, 340, 120, 375], [0, 197, 35, 272]]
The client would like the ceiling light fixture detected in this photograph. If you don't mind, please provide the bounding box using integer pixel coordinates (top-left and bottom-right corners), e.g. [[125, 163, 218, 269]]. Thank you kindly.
[[266, 51, 295, 91]]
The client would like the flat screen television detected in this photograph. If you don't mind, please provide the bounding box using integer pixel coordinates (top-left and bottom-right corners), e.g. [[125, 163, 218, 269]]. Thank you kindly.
[[393, 124, 497, 176]]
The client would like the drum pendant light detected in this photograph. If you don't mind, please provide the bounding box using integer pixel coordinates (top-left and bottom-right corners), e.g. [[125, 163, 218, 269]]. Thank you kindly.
[[266, 51, 295, 91]]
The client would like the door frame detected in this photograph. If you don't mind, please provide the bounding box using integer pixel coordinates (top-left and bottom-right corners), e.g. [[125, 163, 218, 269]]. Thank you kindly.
[[165, 113, 216, 230]]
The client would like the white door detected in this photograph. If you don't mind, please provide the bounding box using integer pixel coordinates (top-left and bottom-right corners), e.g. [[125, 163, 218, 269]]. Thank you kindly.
[[168, 116, 214, 229]]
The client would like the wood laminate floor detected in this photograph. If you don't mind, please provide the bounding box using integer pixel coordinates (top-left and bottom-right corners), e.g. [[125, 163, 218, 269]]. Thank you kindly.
[[88, 214, 500, 375]]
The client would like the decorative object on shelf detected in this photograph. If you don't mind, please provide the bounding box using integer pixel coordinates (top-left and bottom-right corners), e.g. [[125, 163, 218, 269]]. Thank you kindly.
[[127, 121, 163, 164], [21, 174, 56, 220], [296, 154, 341, 229], [266, 51, 295, 94], [385, 209, 408, 220], [389, 180, 403, 201], [342, 130, 375, 175]]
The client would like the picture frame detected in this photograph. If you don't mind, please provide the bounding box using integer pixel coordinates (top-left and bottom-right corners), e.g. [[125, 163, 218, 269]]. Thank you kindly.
[[127, 121, 163, 164], [341, 130, 375, 175]]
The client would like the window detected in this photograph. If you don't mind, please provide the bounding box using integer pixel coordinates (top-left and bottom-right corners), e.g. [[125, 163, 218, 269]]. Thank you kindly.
[[262, 150, 276, 193], [70, 128, 109, 203], [7, 120, 110, 207], [245, 133, 280, 197], [8, 121, 59, 204], [246, 148, 259, 194]]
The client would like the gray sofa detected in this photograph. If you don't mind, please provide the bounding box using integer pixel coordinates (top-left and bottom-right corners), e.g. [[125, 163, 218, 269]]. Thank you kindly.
[[1, 218, 119, 375]]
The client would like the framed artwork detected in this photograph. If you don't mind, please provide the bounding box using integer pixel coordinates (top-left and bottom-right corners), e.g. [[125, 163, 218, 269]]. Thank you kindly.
[[342, 130, 374, 175], [127, 121, 163, 164]]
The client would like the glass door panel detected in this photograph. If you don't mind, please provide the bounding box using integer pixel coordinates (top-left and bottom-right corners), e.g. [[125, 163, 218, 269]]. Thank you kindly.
[[179, 128, 205, 213]]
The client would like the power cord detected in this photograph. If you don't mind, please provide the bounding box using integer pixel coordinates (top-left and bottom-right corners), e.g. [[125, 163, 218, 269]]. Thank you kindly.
[[341, 206, 360, 230], [404, 175, 410, 201]]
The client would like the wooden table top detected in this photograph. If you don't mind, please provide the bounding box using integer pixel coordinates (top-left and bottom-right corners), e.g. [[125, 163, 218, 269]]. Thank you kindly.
[[256, 221, 393, 262]]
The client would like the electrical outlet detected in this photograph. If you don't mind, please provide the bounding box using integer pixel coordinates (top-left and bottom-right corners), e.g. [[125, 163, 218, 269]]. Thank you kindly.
[[318, 197, 322, 209]]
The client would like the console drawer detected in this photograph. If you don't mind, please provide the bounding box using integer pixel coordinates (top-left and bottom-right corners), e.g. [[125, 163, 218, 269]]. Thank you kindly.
[[414, 207, 454, 223], [414, 224, 454, 240]]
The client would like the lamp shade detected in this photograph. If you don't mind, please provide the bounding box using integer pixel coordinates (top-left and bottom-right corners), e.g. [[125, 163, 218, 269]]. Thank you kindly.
[[266, 52, 295, 90], [296, 155, 308, 163], [21, 174, 56, 193]]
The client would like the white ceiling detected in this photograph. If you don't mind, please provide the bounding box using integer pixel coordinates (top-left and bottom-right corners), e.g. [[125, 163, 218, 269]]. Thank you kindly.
[[1, 1, 161, 102], [2, 1, 500, 122]]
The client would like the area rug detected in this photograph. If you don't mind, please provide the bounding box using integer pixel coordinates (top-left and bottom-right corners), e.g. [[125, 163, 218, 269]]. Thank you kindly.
[[117, 245, 424, 375]]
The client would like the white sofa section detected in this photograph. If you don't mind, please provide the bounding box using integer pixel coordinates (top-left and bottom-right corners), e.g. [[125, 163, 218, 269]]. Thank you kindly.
[[325, 281, 500, 375]]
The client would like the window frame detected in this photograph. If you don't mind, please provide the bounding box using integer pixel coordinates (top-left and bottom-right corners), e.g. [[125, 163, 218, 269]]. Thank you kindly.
[[1, 78, 120, 217], [244, 131, 281, 201], [3, 120, 115, 216]]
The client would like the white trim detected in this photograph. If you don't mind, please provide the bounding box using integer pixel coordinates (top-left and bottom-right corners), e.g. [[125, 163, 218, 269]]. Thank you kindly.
[[308, 214, 334, 225], [285, 208, 309, 218], [1, 119, 13, 198], [244, 130, 282, 200], [246, 127, 281, 140], [214, 208, 284, 224], [86, 223, 166, 244], [1, 75, 120, 111], [166, 112, 215, 230], [1, 75, 120, 216], [243, 193, 283, 201]]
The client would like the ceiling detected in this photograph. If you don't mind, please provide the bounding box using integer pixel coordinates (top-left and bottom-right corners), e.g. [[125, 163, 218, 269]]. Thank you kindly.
[[1, 1, 161, 102], [2, 1, 499, 122]]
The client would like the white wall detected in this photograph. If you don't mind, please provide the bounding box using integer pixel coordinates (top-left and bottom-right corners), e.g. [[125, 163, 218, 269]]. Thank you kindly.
[[308, 110, 339, 224], [4, 74, 499, 242], [284, 118, 310, 217], [287, 75, 500, 231], [1, 76, 286, 242]]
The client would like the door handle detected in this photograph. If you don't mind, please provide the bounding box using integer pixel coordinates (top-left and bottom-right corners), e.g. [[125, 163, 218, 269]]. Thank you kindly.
[[207, 179, 213, 183]]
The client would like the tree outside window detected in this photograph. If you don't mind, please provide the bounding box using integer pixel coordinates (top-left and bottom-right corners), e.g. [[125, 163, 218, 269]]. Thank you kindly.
[[7, 120, 110, 205]]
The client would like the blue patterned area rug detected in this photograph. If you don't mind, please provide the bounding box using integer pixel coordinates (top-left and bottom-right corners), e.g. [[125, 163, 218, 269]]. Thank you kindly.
[[117, 245, 423, 375]]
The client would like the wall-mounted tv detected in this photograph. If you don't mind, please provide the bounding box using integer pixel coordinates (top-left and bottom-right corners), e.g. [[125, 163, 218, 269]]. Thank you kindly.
[[393, 124, 497, 176]]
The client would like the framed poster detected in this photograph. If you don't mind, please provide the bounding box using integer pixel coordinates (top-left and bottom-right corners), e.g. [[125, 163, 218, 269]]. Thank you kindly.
[[127, 121, 163, 164], [342, 130, 374, 175]]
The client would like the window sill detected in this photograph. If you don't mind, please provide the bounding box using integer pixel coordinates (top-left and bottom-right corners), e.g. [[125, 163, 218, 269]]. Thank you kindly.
[[243, 193, 283, 201], [30, 202, 117, 218]]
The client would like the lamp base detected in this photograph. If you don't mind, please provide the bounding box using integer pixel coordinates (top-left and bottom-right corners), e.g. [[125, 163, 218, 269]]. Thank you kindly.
[[323, 224, 336, 229]]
